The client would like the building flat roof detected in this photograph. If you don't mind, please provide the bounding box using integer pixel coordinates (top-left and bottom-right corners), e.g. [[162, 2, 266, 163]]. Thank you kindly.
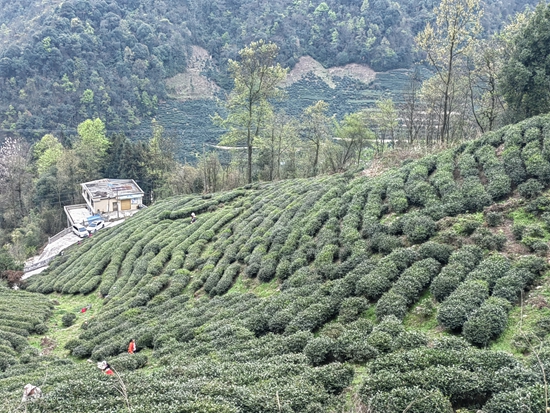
[[81, 179, 144, 200]]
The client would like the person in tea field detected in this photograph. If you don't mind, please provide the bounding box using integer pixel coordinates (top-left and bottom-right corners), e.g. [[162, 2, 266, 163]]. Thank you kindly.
[[97, 360, 114, 375], [191, 212, 197, 223], [21, 384, 42, 402], [128, 338, 136, 354]]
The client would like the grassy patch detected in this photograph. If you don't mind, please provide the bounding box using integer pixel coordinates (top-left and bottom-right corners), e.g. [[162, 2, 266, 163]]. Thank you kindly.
[[28, 292, 104, 358], [490, 306, 523, 356], [227, 275, 280, 297], [403, 290, 440, 334], [508, 208, 537, 226]]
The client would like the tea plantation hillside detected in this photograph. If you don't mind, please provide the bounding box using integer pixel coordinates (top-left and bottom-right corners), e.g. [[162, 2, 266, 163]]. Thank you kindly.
[[5, 115, 550, 412]]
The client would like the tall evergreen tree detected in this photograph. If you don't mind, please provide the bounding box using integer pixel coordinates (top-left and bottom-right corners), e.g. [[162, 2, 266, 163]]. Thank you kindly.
[[500, 2, 550, 122]]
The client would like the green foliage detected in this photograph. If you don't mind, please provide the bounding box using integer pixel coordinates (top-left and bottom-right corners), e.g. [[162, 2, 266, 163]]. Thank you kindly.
[[402, 213, 436, 243], [462, 297, 510, 346], [437, 280, 489, 330], [517, 179, 544, 199], [304, 336, 335, 365], [61, 313, 77, 327]]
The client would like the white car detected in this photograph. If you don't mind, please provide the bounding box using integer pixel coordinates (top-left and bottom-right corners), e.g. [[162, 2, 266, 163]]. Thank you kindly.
[[86, 220, 105, 234], [72, 224, 88, 238]]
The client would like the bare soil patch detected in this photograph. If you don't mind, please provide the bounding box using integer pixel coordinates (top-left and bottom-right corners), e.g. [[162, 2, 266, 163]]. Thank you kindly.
[[165, 46, 220, 100], [282, 56, 375, 88]]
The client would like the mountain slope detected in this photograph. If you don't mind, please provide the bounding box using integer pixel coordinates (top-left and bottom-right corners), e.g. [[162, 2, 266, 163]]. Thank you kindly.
[[0, 0, 539, 142], [3, 115, 550, 412]]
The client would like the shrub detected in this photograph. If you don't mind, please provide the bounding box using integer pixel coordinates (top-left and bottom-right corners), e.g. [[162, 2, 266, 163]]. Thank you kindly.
[[512, 223, 525, 240], [304, 336, 335, 365], [518, 179, 544, 199], [366, 387, 454, 413], [418, 242, 453, 264], [485, 211, 503, 227], [62, 313, 76, 327], [391, 258, 441, 305], [455, 221, 481, 239], [338, 297, 369, 323], [462, 297, 510, 346], [375, 291, 408, 321], [471, 228, 507, 251], [275, 259, 291, 280], [515, 255, 547, 276], [72, 343, 93, 358], [437, 280, 489, 330], [32, 323, 48, 335], [313, 363, 354, 395], [335, 336, 378, 363], [503, 145, 527, 185], [356, 272, 391, 300], [461, 177, 492, 212], [430, 272, 463, 302], [483, 386, 546, 413], [448, 245, 483, 272], [373, 315, 405, 337], [467, 254, 511, 290], [366, 330, 394, 353], [492, 270, 527, 303], [284, 331, 313, 353], [402, 214, 436, 244], [393, 331, 429, 351], [370, 233, 403, 254]]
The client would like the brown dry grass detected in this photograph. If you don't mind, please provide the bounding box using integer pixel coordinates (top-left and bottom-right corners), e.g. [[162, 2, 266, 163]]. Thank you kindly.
[[361, 143, 455, 178]]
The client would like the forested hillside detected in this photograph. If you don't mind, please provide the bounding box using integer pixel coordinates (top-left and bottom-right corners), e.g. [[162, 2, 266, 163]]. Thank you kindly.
[[2, 114, 550, 412], [0, 0, 539, 138]]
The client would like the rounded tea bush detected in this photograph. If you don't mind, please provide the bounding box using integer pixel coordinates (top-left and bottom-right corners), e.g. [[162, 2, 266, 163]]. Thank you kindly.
[[485, 211, 503, 227], [402, 213, 436, 244], [518, 179, 544, 199], [61, 313, 76, 327], [462, 297, 510, 346], [304, 336, 335, 365]]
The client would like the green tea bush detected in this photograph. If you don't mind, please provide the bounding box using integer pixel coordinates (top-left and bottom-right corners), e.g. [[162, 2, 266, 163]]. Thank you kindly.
[[523, 140, 550, 183], [437, 280, 489, 330], [518, 179, 544, 199], [366, 330, 393, 353], [471, 228, 507, 251], [335, 334, 378, 363], [406, 181, 439, 207], [402, 213, 436, 244], [393, 330, 429, 351], [61, 313, 76, 327], [485, 211, 504, 227], [462, 297, 511, 346], [366, 387, 452, 413], [502, 145, 527, 185], [312, 362, 354, 394], [461, 177, 493, 212], [375, 291, 408, 320], [370, 233, 403, 254], [338, 297, 368, 323], [391, 258, 441, 305], [483, 385, 546, 413], [448, 245, 483, 272], [467, 254, 511, 290], [430, 267, 465, 302], [492, 269, 530, 303], [418, 241, 454, 264], [303, 336, 335, 365]]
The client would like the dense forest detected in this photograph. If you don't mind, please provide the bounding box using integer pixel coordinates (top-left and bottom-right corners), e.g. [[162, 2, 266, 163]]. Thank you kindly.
[[0, 0, 540, 137]]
